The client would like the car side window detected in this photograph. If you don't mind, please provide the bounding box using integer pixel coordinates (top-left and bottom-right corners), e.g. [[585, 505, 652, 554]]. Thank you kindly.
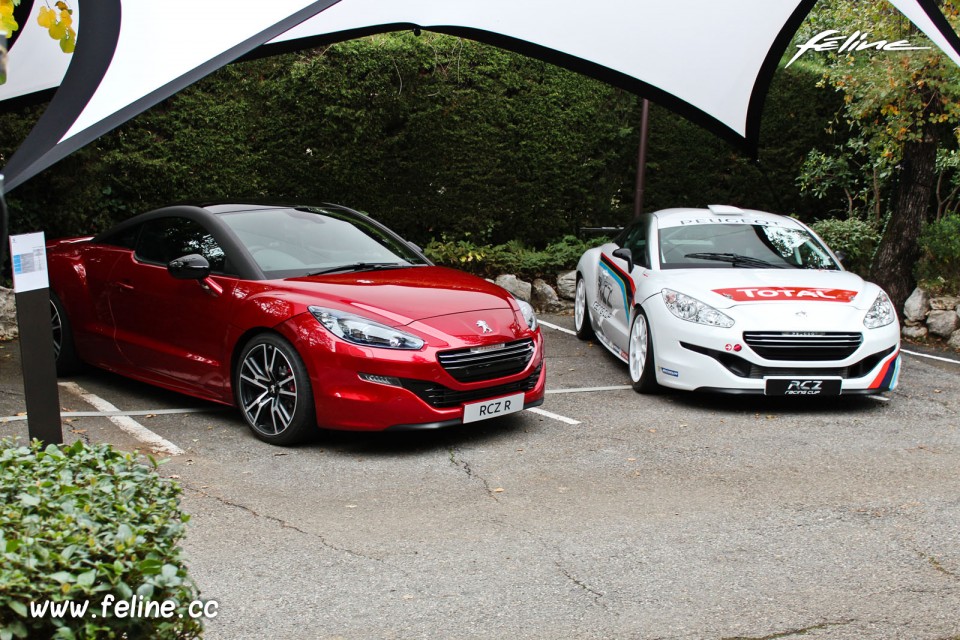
[[135, 217, 229, 274], [621, 217, 650, 268], [97, 223, 141, 249]]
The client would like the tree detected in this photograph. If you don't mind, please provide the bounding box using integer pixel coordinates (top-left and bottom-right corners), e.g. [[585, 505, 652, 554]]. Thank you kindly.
[[797, 0, 960, 311], [0, 0, 75, 84]]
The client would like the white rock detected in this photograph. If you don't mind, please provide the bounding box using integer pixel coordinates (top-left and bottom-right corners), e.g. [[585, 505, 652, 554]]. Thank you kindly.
[[902, 287, 930, 323], [532, 279, 566, 313], [926, 309, 960, 338], [494, 274, 532, 303], [556, 271, 577, 300], [948, 330, 960, 351], [901, 324, 928, 340], [930, 295, 960, 311]]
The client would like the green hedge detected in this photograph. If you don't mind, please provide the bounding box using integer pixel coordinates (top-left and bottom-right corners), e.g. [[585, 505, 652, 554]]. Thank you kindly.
[[0, 32, 841, 253], [0, 440, 202, 640], [810, 217, 881, 277], [424, 234, 607, 281]]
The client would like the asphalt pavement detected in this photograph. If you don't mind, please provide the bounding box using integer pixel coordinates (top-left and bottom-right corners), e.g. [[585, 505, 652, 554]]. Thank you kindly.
[[1, 314, 959, 639]]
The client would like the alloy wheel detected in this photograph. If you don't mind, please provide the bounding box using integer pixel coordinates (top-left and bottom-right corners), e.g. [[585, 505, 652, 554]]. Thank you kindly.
[[574, 279, 586, 331], [629, 314, 649, 383], [50, 300, 63, 361], [238, 342, 299, 436]]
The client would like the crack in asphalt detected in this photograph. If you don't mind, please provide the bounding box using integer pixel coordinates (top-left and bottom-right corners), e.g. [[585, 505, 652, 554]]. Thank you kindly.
[[555, 560, 606, 601], [920, 551, 959, 579], [493, 519, 611, 611], [180, 482, 384, 563], [720, 619, 855, 640], [67, 425, 91, 445], [448, 446, 500, 501]]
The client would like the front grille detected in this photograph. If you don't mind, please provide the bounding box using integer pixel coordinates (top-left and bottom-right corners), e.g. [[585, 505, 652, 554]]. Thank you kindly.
[[438, 339, 535, 383], [682, 343, 895, 380], [742, 331, 863, 361], [401, 364, 543, 409]]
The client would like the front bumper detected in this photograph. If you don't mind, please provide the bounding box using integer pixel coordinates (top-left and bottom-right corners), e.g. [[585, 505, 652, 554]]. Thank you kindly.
[[644, 300, 901, 395], [279, 315, 547, 431]]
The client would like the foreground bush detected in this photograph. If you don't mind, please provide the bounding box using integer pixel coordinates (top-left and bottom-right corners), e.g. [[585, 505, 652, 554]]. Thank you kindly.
[[424, 234, 608, 281], [0, 440, 202, 640], [916, 213, 960, 295]]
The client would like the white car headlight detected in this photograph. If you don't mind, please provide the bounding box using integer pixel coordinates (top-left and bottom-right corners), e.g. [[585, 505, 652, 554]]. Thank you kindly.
[[662, 289, 735, 328], [517, 299, 538, 331], [309, 306, 424, 349], [863, 291, 896, 329]]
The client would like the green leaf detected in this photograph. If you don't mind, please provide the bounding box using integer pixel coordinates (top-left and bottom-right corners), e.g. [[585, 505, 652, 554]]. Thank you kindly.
[[139, 558, 163, 575], [76, 569, 96, 587], [49, 571, 74, 584], [8, 600, 27, 617], [17, 493, 39, 507]]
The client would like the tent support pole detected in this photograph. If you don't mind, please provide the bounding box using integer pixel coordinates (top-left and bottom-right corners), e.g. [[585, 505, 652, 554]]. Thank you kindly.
[[633, 98, 650, 221]]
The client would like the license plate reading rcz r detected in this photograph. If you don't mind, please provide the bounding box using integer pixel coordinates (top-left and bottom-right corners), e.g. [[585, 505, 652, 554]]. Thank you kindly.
[[764, 378, 842, 396], [462, 393, 525, 423]]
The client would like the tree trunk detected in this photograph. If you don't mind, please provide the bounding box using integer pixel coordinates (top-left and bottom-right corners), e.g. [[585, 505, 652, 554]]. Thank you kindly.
[[869, 132, 938, 314]]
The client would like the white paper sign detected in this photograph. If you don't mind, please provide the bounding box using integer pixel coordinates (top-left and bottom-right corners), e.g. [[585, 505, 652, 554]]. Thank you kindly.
[[9, 231, 49, 293]]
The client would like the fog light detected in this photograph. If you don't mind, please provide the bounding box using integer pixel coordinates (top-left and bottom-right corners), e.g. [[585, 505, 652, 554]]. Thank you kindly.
[[359, 373, 402, 387]]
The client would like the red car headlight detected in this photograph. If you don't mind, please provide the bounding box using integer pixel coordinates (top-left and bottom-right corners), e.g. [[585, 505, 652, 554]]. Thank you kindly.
[[308, 306, 425, 350]]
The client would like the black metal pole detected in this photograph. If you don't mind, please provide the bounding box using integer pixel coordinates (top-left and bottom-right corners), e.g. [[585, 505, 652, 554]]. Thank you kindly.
[[0, 175, 7, 269], [15, 288, 63, 444], [633, 98, 650, 221], [2, 179, 63, 444]]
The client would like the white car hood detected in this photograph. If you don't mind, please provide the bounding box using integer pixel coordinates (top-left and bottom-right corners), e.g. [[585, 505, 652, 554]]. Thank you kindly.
[[654, 269, 880, 311]]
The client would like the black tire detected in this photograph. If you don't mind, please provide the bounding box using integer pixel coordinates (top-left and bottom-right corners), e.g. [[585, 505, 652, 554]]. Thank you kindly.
[[235, 333, 316, 446], [628, 309, 659, 393], [573, 275, 596, 340], [50, 293, 82, 376]]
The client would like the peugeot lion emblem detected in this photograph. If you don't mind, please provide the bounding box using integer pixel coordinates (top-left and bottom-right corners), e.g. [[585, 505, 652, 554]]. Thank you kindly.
[[476, 320, 493, 334]]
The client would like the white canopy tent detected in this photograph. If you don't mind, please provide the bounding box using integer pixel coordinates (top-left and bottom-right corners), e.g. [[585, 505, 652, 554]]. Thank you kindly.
[[1, 0, 959, 191]]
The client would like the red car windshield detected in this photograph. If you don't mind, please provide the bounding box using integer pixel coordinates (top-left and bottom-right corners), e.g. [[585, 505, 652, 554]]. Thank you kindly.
[[219, 206, 428, 278]]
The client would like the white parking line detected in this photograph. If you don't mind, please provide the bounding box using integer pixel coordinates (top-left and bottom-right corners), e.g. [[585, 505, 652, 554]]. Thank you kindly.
[[1, 408, 221, 422], [902, 348, 960, 366], [527, 407, 581, 425], [58, 382, 185, 456], [538, 319, 576, 336], [547, 385, 632, 394]]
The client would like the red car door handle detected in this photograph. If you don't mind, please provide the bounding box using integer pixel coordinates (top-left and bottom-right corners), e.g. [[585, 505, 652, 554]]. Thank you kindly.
[[116, 281, 135, 292]]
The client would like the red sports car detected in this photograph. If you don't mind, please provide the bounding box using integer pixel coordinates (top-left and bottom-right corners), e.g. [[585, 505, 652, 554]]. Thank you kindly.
[[47, 203, 545, 445]]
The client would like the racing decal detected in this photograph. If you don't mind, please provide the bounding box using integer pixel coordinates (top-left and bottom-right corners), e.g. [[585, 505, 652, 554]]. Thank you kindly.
[[869, 350, 900, 391], [593, 330, 629, 364], [712, 287, 858, 302], [599, 252, 635, 317], [591, 301, 612, 320], [673, 217, 791, 227]]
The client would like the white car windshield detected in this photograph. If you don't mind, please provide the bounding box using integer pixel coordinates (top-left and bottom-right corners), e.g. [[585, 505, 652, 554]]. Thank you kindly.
[[658, 223, 840, 270]]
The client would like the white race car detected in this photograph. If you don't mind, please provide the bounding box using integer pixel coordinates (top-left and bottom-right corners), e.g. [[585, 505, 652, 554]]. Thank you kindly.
[[574, 205, 901, 396]]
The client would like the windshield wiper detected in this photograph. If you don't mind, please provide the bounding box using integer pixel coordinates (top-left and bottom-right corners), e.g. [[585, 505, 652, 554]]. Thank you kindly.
[[308, 262, 409, 276], [684, 252, 785, 269]]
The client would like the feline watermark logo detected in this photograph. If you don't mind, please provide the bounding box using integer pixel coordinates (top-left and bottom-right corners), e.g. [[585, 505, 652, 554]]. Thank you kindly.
[[787, 29, 930, 67]]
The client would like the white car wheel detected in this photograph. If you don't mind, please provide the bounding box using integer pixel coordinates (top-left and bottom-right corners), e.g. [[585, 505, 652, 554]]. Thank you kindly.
[[574, 277, 595, 340], [628, 310, 658, 393]]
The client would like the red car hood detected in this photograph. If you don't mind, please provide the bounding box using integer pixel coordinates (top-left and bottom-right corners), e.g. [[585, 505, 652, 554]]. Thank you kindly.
[[281, 266, 515, 325]]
